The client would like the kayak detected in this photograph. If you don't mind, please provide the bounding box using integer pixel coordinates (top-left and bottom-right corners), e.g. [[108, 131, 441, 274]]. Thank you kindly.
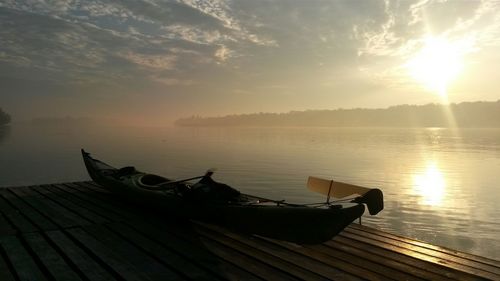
[[81, 149, 382, 244]]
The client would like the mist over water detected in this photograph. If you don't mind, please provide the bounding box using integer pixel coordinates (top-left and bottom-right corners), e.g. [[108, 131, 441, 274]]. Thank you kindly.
[[1, 124, 499, 260]]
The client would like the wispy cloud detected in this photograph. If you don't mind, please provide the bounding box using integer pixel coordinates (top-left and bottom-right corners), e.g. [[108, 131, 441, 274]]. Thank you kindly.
[[214, 45, 233, 62], [119, 51, 177, 70], [0, 0, 281, 89]]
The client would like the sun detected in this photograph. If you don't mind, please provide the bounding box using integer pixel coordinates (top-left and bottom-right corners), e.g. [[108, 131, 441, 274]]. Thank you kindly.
[[406, 37, 465, 98]]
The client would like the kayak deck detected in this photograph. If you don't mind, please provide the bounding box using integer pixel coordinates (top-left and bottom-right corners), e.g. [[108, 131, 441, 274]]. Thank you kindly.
[[1, 181, 499, 281]]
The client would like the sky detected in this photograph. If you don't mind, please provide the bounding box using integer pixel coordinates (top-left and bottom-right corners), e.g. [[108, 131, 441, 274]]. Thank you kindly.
[[1, 0, 500, 125]]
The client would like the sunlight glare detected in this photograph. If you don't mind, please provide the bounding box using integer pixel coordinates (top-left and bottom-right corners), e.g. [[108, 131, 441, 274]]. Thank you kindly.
[[413, 162, 446, 206], [406, 37, 466, 98]]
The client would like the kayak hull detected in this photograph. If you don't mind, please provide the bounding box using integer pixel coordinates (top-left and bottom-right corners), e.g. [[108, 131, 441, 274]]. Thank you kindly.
[[82, 149, 365, 244]]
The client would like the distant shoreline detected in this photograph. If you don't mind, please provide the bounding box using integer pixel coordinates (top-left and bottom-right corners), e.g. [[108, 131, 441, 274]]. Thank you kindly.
[[175, 100, 500, 128]]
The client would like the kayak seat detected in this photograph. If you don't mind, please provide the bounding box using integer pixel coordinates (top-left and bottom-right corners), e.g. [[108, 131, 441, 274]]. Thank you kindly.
[[139, 174, 170, 187], [117, 166, 137, 176]]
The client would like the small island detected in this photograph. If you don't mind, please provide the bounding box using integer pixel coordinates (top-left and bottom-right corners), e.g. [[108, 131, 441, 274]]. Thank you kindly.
[[0, 108, 11, 126]]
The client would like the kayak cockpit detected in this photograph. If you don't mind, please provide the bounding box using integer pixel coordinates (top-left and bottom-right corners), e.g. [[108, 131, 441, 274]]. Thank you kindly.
[[138, 174, 171, 187]]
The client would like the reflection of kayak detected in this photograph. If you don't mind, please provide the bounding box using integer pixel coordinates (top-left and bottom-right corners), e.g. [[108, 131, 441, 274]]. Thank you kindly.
[[81, 149, 382, 244]]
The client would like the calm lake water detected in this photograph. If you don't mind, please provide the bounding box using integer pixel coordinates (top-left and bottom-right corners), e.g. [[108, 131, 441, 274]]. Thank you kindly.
[[1, 124, 499, 260]]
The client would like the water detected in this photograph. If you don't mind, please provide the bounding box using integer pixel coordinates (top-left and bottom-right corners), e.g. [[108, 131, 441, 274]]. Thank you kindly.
[[1, 124, 500, 260]]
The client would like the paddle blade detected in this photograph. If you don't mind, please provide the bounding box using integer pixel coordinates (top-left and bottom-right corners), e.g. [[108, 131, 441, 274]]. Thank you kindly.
[[307, 176, 371, 198], [307, 176, 384, 215], [307, 176, 333, 197]]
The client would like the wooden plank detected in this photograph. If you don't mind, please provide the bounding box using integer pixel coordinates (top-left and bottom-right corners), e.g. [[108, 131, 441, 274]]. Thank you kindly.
[[8, 187, 85, 229], [0, 190, 41, 232], [197, 226, 331, 281], [350, 223, 500, 267], [36, 185, 110, 224], [82, 223, 185, 281], [45, 230, 118, 281], [0, 244, 16, 281], [345, 227, 500, 275], [340, 230, 499, 280], [331, 235, 476, 281], [195, 222, 362, 281], [74, 181, 111, 194], [50, 184, 125, 222], [106, 222, 227, 281], [65, 227, 157, 281], [123, 220, 263, 281], [65, 183, 145, 221], [0, 235, 48, 281], [196, 222, 361, 280], [199, 235, 299, 281], [307, 243, 428, 281], [23, 232, 83, 281], [258, 235, 393, 281], [28, 185, 97, 227], [0, 212, 17, 236]]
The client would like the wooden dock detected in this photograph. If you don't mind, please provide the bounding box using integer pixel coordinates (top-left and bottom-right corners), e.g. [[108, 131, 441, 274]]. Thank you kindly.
[[0, 182, 499, 280]]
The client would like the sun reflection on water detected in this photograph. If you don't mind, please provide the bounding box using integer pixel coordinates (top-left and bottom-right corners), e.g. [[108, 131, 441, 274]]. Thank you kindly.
[[413, 162, 446, 206]]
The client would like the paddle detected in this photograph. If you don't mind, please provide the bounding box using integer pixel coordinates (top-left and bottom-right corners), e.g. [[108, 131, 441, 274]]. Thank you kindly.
[[307, 176, 384, 215], [156, 169, 216, 188]]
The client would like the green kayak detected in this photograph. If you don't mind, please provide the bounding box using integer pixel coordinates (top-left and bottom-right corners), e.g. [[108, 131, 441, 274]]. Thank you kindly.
[[82, 149, 382, 244]]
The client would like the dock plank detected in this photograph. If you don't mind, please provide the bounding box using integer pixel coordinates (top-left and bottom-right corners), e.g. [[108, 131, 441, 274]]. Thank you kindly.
[[0, 244, 16, 281], [113, 221, 263, 281], [66, 227, 154, 281], [0, 235, 49, 281], [195, 222, 329, 281], [0, 189, 41, 232], [194, 222, 360, 281], [8, 187, 86, 229], [23, 232, 83, 281], [331, 235, 473, 281], [82, 223, 185, 281], [37, 185, 111, 225], [199, 235, 300, 281], [350, 223, 500, 268], [0, 212, 17, 236], [46, 230, 118, 281], [105, 222, 228, 281], [342, 228, 497, 280], [1, 181, 499, 281], [347, 225, 500, 273], [52, 183, 126, 222]]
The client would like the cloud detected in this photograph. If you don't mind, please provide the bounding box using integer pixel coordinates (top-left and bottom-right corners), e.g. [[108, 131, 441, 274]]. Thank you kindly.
[[0, 0, 283, 91], [162, 24, 226, 44], [0, 52, 31, 67], [177, 0, 277, 46], [119, 51, 177, 70], [214, 45, 233, 62], [152, 76, 195, 86]]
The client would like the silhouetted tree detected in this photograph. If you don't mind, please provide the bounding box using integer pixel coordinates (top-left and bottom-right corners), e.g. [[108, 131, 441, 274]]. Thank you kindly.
[[0, 108, 11, 126]]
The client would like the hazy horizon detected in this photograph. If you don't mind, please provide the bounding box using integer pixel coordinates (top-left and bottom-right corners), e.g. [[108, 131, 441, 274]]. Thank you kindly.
[[2, 1, 500, 125], [3, 99, 498, 127]]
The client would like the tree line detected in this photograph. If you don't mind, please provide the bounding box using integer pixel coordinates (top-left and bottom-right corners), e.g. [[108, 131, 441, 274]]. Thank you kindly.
[[175, 100, 500, 128], [0, 108, 11, 126]]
